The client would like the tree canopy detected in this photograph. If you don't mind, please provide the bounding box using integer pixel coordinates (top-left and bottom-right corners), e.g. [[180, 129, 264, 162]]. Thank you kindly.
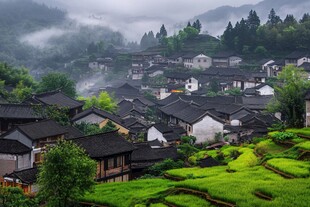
[[78, 91, 117, 113], [38, 139, 96, 207], [267, 65, 310, 128], [37, 72, 76, 98]]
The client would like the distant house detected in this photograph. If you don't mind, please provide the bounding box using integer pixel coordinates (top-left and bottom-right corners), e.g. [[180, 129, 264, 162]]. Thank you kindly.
[[0, 104, 43, 134], [266, 59, 285, 77], [3, 167, 38, 193], [212, 51, 242, 67], [298, 62, 310, 79], [243, 83, 274, 96], [71, 107, 130, 135], [117, 100, 145, 120], [185, 76, 199, 92], [25, 90, 84, 118], [144, 65, 166, 77], [131, 141, 178, 178], [71, 131, 135, 182], [258, 59, 274, 71], [183, 53, 212, 69], [167, 53, 184, 65], [165, 73, 191, 84], [285, 51, 310, 67], [104, 83, 141, 101], [0, 139, 32, 177], [1, 119, 68, 164], [147, 123, 186, 145]]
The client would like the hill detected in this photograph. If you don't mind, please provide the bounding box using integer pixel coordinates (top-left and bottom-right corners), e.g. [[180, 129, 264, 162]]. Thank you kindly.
[[193, 0, 310, 36]]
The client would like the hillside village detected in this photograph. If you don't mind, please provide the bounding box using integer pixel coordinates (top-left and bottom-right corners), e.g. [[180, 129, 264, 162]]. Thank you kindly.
[[0, 2, 310, 207]]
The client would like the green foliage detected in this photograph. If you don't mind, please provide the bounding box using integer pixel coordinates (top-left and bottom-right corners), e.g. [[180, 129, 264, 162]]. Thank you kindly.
[[228, 148, 259, 171], [165, 194, 213, 207], [33, 105, 70, 126], [146, 159, 184, 176], [38, 140, 97, 207], [267, 65, 310, 127], [270, 132, 298, 142], [255, 139, 286, 155], [267, 158, 310, 177], [81, 179, 175, 207], [74, 121, 117, 136], [296, 141, 310, 150], [214, 132, 222, 142], [37, 72, 76, 98], [0, 187, 38, 207], [78, 91, 117, 113], [181, 135, 196, 145]]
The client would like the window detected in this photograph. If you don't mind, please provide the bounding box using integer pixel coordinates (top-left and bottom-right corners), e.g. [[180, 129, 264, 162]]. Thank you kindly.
[[189, 78, 192, 83], [204, 59, 207, 62], [124, 154, 130, 165], [188, 85, 192, 89], [116, 156, 122, 167], [198, 59, 201, 62], [187, 125, 192, 133], [108, 158, 114, 169]]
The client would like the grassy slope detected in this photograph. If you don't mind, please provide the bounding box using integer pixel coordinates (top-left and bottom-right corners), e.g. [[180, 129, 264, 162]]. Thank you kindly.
[[82, 135, 310, 207]]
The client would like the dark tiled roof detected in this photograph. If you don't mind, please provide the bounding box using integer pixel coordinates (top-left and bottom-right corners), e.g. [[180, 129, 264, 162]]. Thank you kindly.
[[29, 91, 83, 109], [182, 52, 202, 59], [168, 53, 185, 59], [148, 139, 163, 147], [145, 65, 166, 73], [0, 139, 31, 154], [105, 83, 140, 100], [71, 107, 122, 125], [64, 126, 84, 139], [285, 51, 309, 59], [0, 96, 7, 104], [298, 62, 310, 72], [243, 88, 257, 96], [159, 99, 193, 116], [133, 97, 156, 107], [152, 123, 173, 133], [156, 93, 179, 106], [71, 131, 135, 158], [163, 132, 181, 142], [241, 96, 273, 110], [202, 67, 245, 76], [0, 104, 43, 119], [267, 59, 285, 66], [164, 72, 191, 80], [5, 167, 38, 184], [212, 51, 239, 58], [117, 100, 144, 118], [13, 119, 67, 140], [257, 59, 274, 65], [153, 146, 178, 160]]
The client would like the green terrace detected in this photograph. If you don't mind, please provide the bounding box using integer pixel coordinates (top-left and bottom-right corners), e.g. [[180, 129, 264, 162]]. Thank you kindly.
[[81, 130, 310, 207]]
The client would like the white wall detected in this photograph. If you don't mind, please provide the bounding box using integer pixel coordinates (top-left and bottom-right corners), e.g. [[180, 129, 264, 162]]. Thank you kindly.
[[17, 153, 32, 170], [149, 70, 164, 78], [74, 113, 105, 125], [257, 85, 274, 96], [4, 130, 32, 148], [147, 126, 167, 143], [190, 115, 224, 143], [297, 57, 310, 66], [185, 77, 199, 92], [193, 54, 212, 69], [229, 56, 242, 67]]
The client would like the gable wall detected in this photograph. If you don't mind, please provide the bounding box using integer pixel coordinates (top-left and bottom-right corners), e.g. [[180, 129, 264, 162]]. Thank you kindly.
[[191, 116, 223, 143], [147, 127, 167, 143], [257, 86, 274, 96], [3, 130, 32, 148]]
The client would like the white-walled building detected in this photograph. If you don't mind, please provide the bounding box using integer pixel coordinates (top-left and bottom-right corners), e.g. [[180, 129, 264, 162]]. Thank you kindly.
[[183, 53, 212, 69]]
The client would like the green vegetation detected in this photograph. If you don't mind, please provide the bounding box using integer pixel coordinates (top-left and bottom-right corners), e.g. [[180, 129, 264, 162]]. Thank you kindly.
[[228, 148, 259, 171], [167, 166, 227, 179], [146, 159, 184, 176], [75, 121, 117, 136], [165, 194, 214, 207], [81, 179, 175, 207], [255, 139, 287, 155], [150, 203, 168, 207], [296, 141, 310, 150], [78, 91, 117, 113], [38, 140, 97, 207], [266, 158, 310, 178], [270, 131, 298, 142], [0, 186, 38, 207]]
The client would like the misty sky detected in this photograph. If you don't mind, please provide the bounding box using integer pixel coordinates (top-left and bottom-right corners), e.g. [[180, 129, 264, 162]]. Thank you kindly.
[[32, 0, 262, 42]]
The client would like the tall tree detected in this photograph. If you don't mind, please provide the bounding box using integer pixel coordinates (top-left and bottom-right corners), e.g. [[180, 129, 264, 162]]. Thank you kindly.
[[222, 21, 235, 49], [159, 24, 167, 37], [300, 13, 310, 23], [247, 10, 260, 30], [187, 21, 191, 27], [267, 65, 310, 127], [267, 8, 282, 26], [194, 19, 202, 32], [38, 140, 96, 207], [37, 72, 76, 98], [284, 14, 297, 26]]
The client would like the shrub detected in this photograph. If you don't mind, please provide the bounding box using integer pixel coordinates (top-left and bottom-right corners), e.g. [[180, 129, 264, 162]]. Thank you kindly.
[[271, 132, 298, 142], [147, 159, 184, 176]]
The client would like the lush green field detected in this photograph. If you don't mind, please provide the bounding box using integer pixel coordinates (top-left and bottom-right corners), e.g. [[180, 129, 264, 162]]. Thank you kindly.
[[81, 179, 174, 207], [82, 132, 310, 207], [165, 194, 214, 207], [173, 166, 310, 207], [228, 148, 259, 171], [266, 158, 310, 177]]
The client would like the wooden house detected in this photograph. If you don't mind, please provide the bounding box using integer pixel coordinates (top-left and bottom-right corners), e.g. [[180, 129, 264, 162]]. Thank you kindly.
[[71, 131, 135, 182]]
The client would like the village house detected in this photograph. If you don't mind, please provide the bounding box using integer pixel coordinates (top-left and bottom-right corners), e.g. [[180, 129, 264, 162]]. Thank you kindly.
[[258, 58, 275, 71], [147, 123, 186, 145], [0, 104, 43, 134], [212, 51, 242, 68], [104, 83, 141, 101], [71, 107, 130, 135], [0, 139, 32, 177], [285, 51, 310, 67], [265, 59, 285, 77], [71, 130, 135, 182], [243, 83, 274, 97], [183, 53, 212, 69], [185, 76, 199, 92], [1, 119, 68, 164], [24, 90, 84, 118], [167, 53, 184, 65]]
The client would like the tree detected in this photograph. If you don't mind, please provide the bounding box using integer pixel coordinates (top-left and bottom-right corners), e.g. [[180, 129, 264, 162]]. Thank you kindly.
[[187, 21, 191, 27], [0, 186, 38, 207], [78, 91, 117, 113], [300, 13, 310, 23], [34, 105, 70, 126], [178, 136, 199, 164], [75, 121, 116, 136], [222, 21, 235, 49], [284, 14, 297, 26], [159, 24, 167, 37], [193, 19, 202, 32], [267, 8, 282, 26], [247, 10, 260, 30], [38, 139, 96, 207], [267, 65, 310, 127], [8, 80, 33, 103], [37, 72, 76, 98]]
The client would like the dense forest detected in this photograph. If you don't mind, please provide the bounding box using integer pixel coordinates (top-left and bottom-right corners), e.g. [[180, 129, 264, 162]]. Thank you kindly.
[[222, 9, 310, 56]]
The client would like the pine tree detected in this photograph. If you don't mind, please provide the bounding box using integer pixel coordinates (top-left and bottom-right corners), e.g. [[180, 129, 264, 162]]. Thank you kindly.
[[300, 13, 310, 23], [284, 14, 297, 26], [187, 21, 191, 27], [267, 8, 282, 26], [222, 21, 234, 49], [160, 24, 167, 37], [194, 19, 202, 32], [247, 10, 260, 30]]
